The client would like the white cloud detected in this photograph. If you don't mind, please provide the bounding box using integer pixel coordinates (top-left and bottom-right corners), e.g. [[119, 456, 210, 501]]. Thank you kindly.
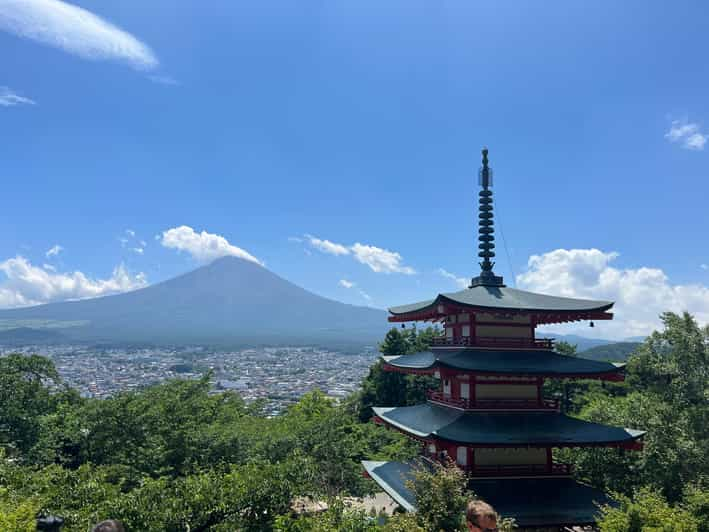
[[516, 248, 709, 339], [42, 263, 56, 272], [0, 0, 158, 70], [160, 225, 261, 265], [131, 247, 144, 255], [288, 236, 304, 243], [0, 256, 147, 308], [701, 264, 708, 271], [126, 229, 136, 237], [665, 119, 707, 151], [0, 86, 35, 106], [304, 234, 415, 275], [305, 235, 350, 256], [339, 279, 355, 289], [350, 243, 416, 274], [45, 244, 63, 258], [358, 289, 372, 302], [437, 268, 469, 289]]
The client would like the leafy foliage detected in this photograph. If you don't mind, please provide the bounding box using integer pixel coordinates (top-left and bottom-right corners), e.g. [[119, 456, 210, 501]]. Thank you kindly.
[[567, 312, 708, 503], [403, 459, 471, 531], [1, 311, 707, 530], [356, 327, 439, 422], [0, 353, 413, 530], [597, 487, 699, 532]]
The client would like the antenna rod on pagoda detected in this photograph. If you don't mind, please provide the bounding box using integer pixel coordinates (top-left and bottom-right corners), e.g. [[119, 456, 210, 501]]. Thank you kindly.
[[470, 147, 505, 288]]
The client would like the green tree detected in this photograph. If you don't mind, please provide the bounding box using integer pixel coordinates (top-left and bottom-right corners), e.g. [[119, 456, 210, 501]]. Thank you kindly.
[[568, 312, 709, 502], [400, 460, 471, 532], [597, 487, 699, 532], [0, 354, 69, 457], [357, 327, 439, 422]]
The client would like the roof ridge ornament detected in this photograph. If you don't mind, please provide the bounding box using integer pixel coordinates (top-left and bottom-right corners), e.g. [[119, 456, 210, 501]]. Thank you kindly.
[[470, 147, 505, 288]]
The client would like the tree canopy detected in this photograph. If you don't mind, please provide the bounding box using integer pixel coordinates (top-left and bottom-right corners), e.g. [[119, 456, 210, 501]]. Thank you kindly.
[[0, 313, 707, 530]]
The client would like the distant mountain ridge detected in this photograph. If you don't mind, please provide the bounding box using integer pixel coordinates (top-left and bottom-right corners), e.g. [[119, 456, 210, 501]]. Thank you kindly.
[[0, 327, 68, 345], [0, 257, 388, 346], [578, 342, 642, 362]]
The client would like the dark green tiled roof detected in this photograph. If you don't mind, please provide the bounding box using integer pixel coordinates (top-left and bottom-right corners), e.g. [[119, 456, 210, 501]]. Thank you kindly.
[[362, 460, 614, 526], [362, 460, 417, 512], [373, 403, 644, 445], [389, 285, 613, 315], [383, 349, 624, 377], [470, 477, 614, 527]]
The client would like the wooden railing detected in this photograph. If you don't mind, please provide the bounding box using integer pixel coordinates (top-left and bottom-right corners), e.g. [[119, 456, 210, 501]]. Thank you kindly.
[[427, 390, 560, 411], [430, 336, 554, 349]]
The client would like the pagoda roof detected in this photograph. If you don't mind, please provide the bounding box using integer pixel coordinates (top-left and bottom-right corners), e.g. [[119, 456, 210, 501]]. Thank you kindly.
[[362, 460, 417, 512], [388, 285, 613, 318], [362, 460, 614, 526], [373, 403, 644, 446], [383, 349, 624, 379]]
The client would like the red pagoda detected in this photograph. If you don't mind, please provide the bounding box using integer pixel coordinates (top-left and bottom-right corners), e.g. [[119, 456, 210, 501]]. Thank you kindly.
[[363, 148, 644, 530]]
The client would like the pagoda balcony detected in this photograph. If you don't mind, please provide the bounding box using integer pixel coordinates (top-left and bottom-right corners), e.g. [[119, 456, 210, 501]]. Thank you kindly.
[[430, 336, 554, 349], [427, 390, 560, 411]]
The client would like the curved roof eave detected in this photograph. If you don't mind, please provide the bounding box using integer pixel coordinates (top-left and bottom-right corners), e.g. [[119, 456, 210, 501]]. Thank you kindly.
[[374, 404, 646, 446], [389, 286, 614, 316], [383, 350, 625, 377]]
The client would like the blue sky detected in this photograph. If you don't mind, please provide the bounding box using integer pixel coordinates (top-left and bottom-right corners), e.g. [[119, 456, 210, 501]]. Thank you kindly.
[[1, 0, 708, 339]]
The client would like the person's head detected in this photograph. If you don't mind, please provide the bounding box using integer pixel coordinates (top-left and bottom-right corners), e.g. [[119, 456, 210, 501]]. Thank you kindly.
[[466, 500, 498, 532], [91, 520, 125, 532]]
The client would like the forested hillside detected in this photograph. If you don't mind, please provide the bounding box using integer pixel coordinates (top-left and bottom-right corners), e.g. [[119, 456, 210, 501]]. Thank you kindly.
[[0, 313, 707, 531], [578, 341, 643, 362]]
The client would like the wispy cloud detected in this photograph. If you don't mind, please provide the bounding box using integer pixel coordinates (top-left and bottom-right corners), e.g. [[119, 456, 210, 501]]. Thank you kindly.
[[0, 0, 158, 70], [304, 234, 416, 274], [45, 244, 63, 258], [701, 264, 708, 271], [338, 278, 371, 302], [665, 118, 707, 151], [0, 86, 35, 106], [161, 225, 261, 265], [0, 256, 147, 308], [437, 268, 468, 289], [305, 235, 350, 256]]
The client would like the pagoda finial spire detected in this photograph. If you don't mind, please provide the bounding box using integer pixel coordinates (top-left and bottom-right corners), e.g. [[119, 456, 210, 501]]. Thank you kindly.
[[470, 147, 505, 288]]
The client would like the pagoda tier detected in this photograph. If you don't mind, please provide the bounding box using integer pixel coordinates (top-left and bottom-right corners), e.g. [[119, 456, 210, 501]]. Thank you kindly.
[[363, 460, 615, 528], [387, 285, 613, 326], [382, 349, 625, 381], [372, 404, 644, 449]]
